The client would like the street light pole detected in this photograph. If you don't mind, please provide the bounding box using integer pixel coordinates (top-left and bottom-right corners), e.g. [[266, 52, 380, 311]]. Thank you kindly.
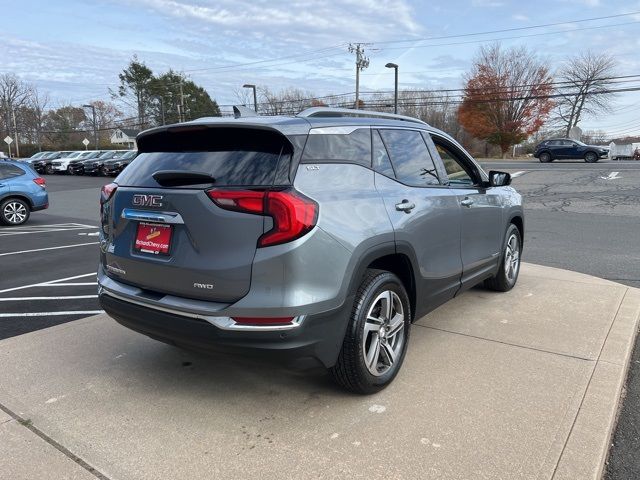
[[82, 104, 98, 149], [385, 63, 399, 114], [151, 95, 165, 125], [243, 84, 258, 113]]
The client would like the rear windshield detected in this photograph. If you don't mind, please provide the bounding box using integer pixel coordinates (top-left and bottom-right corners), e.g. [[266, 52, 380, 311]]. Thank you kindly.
[[117, 128, 291, 188]]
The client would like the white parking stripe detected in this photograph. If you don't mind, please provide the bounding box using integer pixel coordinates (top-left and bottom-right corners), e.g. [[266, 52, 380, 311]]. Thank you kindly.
[[0, 310, 104, 318], [0, 242, 99, 257], [0, 295, 98, 301], [0, 223, 98, 236], [43, 282, 97, 287], [511, 171, 526, 178], [0, 273, 96, 294]]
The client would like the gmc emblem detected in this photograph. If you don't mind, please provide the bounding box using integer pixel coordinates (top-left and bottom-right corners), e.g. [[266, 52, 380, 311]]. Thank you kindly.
[[132, 194, 163, 207]]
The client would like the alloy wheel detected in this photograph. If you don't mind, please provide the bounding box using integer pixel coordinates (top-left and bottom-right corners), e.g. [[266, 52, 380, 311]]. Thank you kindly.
[[362, 290, 405, 376], [504, 233, 520, 282], [3, 201, 28, 224]]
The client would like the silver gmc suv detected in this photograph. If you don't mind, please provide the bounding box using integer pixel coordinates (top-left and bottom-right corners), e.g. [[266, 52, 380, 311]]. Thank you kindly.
[[98, 107, 524, 394]]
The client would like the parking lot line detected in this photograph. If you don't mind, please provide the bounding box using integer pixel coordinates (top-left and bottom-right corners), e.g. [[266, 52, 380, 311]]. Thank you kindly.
[[0, 311, 104, 318], [0, 242, 99, 257], [43, 282, 97, 287], [0, 273, 96, 294], [0, 295, 98, 301], [511, 171, 526, 178], [0, 223, 98, 236]]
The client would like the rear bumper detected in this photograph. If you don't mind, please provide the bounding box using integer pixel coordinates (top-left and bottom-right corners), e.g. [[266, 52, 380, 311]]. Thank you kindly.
[[99, 288, 352, 370]]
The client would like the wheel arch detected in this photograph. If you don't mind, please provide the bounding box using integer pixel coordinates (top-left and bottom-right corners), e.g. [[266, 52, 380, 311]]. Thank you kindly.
[[0, 193, 34, 211], [346, 242, 418, 322]]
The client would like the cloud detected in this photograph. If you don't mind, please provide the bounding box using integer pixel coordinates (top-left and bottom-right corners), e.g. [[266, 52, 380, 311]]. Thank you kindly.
[[471, 0, 505, 7], [512, 14, 529, 21]]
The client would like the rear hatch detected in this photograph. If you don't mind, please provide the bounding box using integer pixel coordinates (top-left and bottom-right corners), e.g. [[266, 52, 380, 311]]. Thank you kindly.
[[101, 126, 294, 303]]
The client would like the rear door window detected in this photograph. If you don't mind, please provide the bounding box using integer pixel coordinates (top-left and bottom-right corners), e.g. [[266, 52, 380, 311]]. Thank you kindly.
[[372, 130, 395, 177], [378, 129, 440, 186], [0, 164, 25, 179], [301, 127, 371, 167]]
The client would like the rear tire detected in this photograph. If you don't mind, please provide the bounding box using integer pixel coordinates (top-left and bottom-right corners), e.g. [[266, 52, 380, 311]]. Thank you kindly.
[[584, 151, 598, 163], [329, 270, 411, 394], [44, 164, 53, 175], [485, 224, 521, 292], [539, 152, 552, 163], [0, 198, 30, 226]]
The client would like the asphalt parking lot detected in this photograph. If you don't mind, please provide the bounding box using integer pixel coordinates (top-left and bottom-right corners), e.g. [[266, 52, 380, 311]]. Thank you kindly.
[[0, 160, 639, 479]]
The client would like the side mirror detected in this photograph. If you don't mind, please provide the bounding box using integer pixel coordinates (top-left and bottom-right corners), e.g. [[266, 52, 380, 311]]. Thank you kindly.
[[489, 170, 511, 187]]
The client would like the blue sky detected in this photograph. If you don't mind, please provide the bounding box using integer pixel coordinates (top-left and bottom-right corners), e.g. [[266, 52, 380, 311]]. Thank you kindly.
[[2, 0, 640, 135]]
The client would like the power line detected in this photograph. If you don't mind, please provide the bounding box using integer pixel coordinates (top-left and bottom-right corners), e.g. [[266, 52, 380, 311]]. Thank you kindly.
[[367, 11, 640, 46]]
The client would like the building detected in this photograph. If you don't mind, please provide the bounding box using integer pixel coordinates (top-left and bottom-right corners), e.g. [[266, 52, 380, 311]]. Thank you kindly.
[[110, 128, 140, 149]]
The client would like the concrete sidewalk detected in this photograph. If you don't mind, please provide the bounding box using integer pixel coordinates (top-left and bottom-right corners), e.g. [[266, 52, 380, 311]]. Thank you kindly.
[[0, 263, 638, 480]]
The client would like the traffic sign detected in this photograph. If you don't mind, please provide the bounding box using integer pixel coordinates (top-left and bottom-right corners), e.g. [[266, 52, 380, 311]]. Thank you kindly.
[[82, 138, 90, 146], [4, 136, 13, 145]]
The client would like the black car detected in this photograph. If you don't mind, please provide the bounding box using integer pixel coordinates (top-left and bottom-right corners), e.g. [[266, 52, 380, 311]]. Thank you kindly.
[[67, 151, 106, 175], [534, 139, 608, 163], [101, 150, 137, 176], [34, 151, 76, 174], [71, 150, 126, 175]]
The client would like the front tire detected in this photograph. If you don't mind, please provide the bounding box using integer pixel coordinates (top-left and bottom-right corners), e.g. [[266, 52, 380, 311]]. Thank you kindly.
[[44, 164, 53, 175], [584, 152, 598, 163], [0, 198, 30, 226], [485, 224, 521, 292], [539, 152, 552, 163], [330, 270, 411, 394]]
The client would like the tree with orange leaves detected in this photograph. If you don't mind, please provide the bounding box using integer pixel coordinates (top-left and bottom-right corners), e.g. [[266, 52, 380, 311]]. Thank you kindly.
[[458, 44, 554, 157]]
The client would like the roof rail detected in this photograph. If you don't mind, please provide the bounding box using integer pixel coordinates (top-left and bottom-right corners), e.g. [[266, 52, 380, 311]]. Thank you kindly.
[[297, 107, 428, 126]]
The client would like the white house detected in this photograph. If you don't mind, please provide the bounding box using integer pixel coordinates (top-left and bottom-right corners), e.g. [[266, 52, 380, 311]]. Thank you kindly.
[[110, 128, 139, 149]]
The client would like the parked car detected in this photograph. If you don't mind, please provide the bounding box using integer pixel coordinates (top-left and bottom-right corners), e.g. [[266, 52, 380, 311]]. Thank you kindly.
[[51, 150, 99, 174], [98, 107, 524, 394], [67, 150, 111, 175], [534, 139, 608, 163], [0, 159, 48, 225], [101, 150, 137, 176], [78, 150, 128, 176], [38, 151, 75, 174]]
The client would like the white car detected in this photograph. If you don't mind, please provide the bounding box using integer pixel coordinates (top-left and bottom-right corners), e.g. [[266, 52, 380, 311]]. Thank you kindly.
[[51, 151, 98, 173]]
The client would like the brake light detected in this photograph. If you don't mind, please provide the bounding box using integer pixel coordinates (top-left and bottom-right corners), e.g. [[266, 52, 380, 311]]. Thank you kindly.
[[232, 316, 295, 326], [100, 183, 118, 215], [207, 188, 318, 247], [33, 177, 46, 188]]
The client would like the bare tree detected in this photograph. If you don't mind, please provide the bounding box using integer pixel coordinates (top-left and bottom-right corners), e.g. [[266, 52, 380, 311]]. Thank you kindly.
[[0, 74, 33, 154], [554, 51, 617, 137], [27, 88, 49, 151]]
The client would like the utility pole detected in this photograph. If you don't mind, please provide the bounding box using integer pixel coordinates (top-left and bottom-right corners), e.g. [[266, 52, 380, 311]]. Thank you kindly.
[[348, 43, 370, 109], [179, 80, 186, 122], [83, 104, 98, 149], [11, 108, 20, 158]]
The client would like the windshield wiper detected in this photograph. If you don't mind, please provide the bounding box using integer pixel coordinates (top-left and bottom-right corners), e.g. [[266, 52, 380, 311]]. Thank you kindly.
[[152, 170, 216, 187]]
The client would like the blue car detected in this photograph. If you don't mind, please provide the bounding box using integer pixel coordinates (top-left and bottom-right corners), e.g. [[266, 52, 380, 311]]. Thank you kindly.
[[0, 160, 49, 225]]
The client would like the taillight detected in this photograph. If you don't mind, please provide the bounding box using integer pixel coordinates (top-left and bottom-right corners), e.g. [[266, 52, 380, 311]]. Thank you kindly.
[[33, 177, 46, 188], [232, 316, 295, 326], [100, 183, 117, 215], [207, 188, 318, 247]]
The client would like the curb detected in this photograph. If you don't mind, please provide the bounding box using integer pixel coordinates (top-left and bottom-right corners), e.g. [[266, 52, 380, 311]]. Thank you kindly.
[[552, 288, 640, 479]]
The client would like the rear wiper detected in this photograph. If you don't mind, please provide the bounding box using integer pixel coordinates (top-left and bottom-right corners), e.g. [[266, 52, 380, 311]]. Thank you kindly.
[[152, 170, 216, 187]]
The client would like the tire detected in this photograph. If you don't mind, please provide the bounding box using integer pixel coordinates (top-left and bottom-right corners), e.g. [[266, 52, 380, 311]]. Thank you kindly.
[[0, 198, 30, 226], [44, 164, 53, 175], [539, 152, 552, 163], [584, 151, 598, 163], [485, 224, 522, 292], [329, 270, 411, 394]]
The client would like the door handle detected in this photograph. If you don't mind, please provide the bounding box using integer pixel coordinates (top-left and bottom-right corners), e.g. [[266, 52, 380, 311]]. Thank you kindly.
[[395, 200, 415, 213], [460, 198, 474, 207]]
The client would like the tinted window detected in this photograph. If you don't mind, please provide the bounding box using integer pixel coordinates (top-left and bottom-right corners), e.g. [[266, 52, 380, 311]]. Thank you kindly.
[[0, 164, 25, 180], [302, 128, 371, 167], [117, 151, 286, 188], [433, 141, 475, 186], [372, 130, 394, 177], [379, 129, 439, 186]]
